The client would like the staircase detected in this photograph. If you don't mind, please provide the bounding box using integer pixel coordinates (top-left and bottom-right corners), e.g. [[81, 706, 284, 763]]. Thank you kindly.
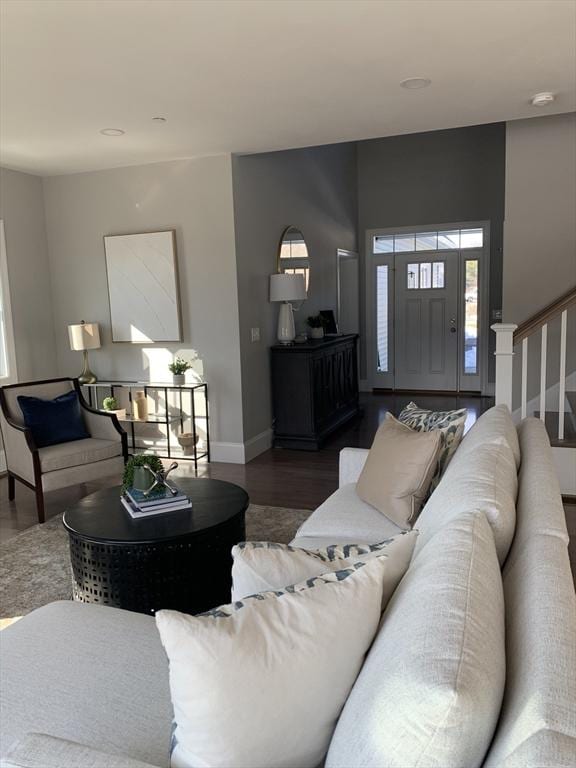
[[492, 286, 576, 495]]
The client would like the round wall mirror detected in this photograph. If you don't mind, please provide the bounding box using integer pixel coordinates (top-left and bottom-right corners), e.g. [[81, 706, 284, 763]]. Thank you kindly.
[[277, 226, 310, 294]]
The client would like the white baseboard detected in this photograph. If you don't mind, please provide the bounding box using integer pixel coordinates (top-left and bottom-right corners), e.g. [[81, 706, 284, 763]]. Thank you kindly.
[[552, 446, 576, 496], [244, 429, 273, 463], [211, 429, 273, 464]]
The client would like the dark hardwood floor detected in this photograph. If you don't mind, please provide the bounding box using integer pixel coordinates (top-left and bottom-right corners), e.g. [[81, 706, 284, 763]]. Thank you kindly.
[[0, 392, 492, 540]]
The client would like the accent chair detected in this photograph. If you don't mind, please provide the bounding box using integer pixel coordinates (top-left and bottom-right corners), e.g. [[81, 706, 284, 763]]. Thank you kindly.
[[0, 378, 127, 523]]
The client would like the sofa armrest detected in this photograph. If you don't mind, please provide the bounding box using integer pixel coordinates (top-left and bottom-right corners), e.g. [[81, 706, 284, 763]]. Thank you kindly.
[[1, 734, 162, 768], [339, 447, 369, 487]]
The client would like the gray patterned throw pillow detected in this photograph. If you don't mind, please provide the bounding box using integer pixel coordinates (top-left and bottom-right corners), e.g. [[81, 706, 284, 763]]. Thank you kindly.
[[398, 401, 467, 485]]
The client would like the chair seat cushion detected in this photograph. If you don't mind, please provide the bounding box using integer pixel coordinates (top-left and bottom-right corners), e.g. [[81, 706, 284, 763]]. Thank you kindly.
[[293, 483, 403, 544], [39, 438, 122, 473], [0, 602, 173, 767]]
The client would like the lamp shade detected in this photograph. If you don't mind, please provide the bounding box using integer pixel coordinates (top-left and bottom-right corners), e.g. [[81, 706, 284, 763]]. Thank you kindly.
[[269, 273, 306, 303], [68, 321, 101, 351]]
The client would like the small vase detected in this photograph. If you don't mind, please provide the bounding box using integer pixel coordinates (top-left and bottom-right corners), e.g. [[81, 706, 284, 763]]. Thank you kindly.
[[133, 390, 148, 421], [173, 373, 185, 385], [132, 466, 153, 492], [310, 327, 324, 339]]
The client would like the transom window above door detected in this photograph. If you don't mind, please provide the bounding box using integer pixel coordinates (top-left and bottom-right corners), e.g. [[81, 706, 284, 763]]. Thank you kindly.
[[373, 227, 483, 254]]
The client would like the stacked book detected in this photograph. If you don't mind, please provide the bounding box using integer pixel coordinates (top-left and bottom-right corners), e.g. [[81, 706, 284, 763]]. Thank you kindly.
[[121, 486, 192, 518]]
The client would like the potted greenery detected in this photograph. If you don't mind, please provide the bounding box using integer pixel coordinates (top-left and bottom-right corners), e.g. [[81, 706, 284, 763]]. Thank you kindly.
[[123, 453, 165, 493], [306, 314, 327, 340], [102, 396, 126, 421], [168, 357, 192, 385]]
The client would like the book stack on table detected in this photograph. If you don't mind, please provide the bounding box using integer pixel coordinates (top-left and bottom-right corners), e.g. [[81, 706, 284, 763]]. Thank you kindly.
[[121, 486, 192, 518]]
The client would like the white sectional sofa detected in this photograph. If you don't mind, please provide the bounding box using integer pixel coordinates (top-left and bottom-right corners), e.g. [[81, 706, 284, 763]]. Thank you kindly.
[[1, 407, 575, 767]]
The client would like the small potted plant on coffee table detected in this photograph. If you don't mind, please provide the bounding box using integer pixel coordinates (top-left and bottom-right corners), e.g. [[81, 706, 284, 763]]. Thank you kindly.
[[102, 396, 126, 421], [307, 314, 327, 340], [123, 453, 165, 493], [168, 357, 192, 385]]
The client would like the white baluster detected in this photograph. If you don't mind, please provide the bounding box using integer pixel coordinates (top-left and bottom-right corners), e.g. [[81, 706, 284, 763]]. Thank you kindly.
[[492, 324, 518, 412], [521, 337, 528, 419], [539, 324, 547, 423], [558, 309, 567, 440]]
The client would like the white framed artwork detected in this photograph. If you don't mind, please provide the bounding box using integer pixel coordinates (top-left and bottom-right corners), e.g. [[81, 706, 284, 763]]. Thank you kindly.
[[104, 230, 182, 343]]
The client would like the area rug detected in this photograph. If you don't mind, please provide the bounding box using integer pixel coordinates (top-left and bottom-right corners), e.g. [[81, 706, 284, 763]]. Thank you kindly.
[[0, 504, 311, 619]]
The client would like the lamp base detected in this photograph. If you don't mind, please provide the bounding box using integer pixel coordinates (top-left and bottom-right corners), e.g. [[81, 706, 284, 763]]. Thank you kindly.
[[277, 302, 295, 344], [78, 350, 97, 385]]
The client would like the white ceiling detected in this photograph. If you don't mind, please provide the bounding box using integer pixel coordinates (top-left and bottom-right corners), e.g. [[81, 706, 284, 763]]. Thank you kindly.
[[1, 0, 575, 176]]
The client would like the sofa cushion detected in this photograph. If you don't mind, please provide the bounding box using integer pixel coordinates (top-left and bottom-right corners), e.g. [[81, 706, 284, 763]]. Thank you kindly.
[[483, 533, 576, 767], [356, 414, 441, 528], [458, 403, 521, 468], [39, 438, 122, 473], [0, 602, 172, 767], [156, 559, 388, 768], [413, 436, 517, 565], [1, 733, 162, 768], [326, 511, 505, 768], [398, 401, 467, 483], [231, 531, 417, 607], [293, 483, 403, 544]]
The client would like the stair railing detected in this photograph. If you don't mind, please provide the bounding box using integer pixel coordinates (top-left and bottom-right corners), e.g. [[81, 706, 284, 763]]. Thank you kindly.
[[492, 286, 576, 437]]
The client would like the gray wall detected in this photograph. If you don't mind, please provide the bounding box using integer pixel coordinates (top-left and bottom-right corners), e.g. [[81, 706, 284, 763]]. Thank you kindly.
[[42, 156, 245, 447], [0, 167, 57, 380], [357, 123, 506, 384], [232, 144, 358, 441], [504, 113, 576, 408], [504, 113, 576, 323]]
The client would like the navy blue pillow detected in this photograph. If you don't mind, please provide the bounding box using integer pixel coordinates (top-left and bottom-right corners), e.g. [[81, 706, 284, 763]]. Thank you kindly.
[[18, 390, 90, 448]]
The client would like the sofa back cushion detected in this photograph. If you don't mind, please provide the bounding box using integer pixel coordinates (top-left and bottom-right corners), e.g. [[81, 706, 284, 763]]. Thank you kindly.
[[458, 404, 521, 468], [413, 436, 517, 565], [483, 532, 576, 767], [326, 511, 505, 768]]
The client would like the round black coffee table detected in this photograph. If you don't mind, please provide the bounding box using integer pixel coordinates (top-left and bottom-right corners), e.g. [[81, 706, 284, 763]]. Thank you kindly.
[[63, 478, 248, 616]]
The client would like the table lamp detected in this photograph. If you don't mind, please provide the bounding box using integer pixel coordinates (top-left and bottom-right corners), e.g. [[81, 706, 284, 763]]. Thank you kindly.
[[269, 273, 306, 344], [68, 320, 101, 384]]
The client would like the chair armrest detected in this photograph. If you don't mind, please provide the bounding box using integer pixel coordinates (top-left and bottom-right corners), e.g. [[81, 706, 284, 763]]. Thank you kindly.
[[339, 447, 370, 487], [1, 734, 162, 768], [82, 407, 125, 441], [0, 412, 36, 484]]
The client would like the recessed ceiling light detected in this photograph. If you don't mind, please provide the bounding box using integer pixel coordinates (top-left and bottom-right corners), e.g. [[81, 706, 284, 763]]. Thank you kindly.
[[530, 92, 555, 107], [400, 77, 432, 90], [152, 117, 167, 123], [99, 128, 125, 136]]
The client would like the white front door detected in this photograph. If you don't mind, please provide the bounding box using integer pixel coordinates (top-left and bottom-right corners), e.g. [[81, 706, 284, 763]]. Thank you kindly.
[[395, 252, 459, 390]]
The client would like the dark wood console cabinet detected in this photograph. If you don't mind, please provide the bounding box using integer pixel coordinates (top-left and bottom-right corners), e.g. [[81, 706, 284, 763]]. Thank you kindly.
[[271, 334, 359, 450]]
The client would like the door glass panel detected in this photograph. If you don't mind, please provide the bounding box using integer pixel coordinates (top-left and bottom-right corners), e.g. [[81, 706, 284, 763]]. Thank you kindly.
[[419, 262, 432, 289], [460, 228, 483, 248], [415, 232, 437, 250], [407, 263, 419, 289], [373, 235, 394, 253], [464, 259, 479, 374], [437, 230, 460, 249], [376, 265, 389, 372], [432, 261, 445, 288], [394, 234, 416, 252]]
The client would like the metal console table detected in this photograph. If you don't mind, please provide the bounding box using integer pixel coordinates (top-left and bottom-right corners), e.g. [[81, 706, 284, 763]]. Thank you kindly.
[[82, 381, 210, 469]]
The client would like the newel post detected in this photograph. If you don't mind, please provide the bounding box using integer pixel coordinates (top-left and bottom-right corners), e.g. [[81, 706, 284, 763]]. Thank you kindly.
[[491, 324, 518, 412]]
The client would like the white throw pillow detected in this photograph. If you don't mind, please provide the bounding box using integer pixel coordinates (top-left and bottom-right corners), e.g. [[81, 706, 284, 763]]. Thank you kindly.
[[156, 558, 388, 768], [231, 530, 417, 607]]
